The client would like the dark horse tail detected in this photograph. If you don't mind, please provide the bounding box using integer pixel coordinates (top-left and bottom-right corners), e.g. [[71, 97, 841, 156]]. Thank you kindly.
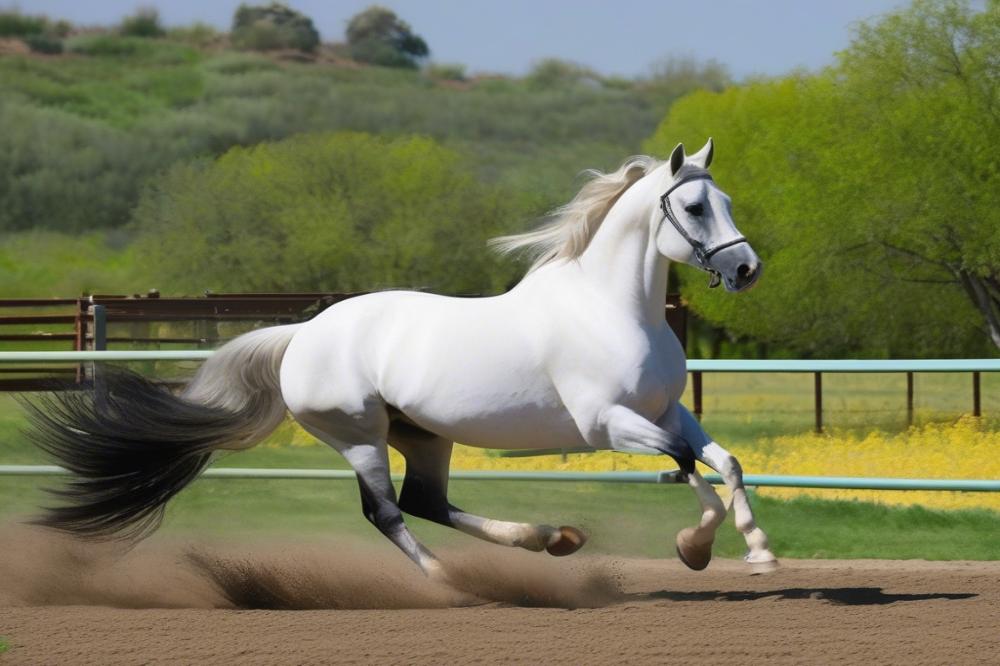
[[20, 325, 300, 541]]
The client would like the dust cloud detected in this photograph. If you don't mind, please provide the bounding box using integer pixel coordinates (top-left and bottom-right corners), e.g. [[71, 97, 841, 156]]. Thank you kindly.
[[0, 522, 622, 610]]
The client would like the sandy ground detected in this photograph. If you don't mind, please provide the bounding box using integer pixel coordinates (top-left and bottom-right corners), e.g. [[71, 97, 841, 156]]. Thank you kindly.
[[0, 527, 997, 665]]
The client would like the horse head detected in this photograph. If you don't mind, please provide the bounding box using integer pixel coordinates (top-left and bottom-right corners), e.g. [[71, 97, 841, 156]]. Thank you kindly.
[[654, 139, 762, 292]]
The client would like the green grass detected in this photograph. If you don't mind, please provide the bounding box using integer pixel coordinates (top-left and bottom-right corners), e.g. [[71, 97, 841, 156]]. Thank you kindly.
[[686, 370, 1000, 443], [0, 637, 8, 654], [2, 474, 997, 560], [1, 372, 998, 561]]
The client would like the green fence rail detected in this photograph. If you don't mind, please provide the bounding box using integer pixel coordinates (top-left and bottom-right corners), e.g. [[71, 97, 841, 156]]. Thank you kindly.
[[1, 351, 999, 371], [2, 351, 997, 492], [0, 465, 997, 491]]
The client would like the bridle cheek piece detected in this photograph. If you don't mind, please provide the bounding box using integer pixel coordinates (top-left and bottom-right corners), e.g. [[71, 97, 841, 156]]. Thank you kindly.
[[658, 172, 748, 288]]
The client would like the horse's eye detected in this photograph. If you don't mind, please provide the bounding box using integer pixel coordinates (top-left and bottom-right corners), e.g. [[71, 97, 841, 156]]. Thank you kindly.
[[685, 203, 704, 217]]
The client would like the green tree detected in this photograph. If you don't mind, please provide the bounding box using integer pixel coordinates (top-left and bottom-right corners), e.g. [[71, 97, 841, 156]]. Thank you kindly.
[[231, 2, 320, 53], [132, 133, 516, 295], [647, 0, 1000, 357], [346, 6, 428, 69]]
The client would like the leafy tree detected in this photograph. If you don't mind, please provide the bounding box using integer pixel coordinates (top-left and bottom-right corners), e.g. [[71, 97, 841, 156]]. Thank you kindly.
[[231, 2, 320, 53], [346, 6, 428, 69], [838, 0, 1000, 351], [647, 0, 1000, 356], [132, 133, 517, 295]]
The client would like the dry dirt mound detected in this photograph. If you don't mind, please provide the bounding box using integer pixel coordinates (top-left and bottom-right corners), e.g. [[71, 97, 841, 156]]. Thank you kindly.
[[0, 525, 997, 664]]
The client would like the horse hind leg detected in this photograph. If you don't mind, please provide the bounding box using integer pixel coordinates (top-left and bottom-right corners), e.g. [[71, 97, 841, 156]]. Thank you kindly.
[[390, 424, 587, 556], [292, 414, 449, 582]]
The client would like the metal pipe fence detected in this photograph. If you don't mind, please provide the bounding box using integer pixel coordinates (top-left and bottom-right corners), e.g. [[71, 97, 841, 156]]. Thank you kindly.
[[1, 351, 999, 371], [4, 351, 996, 431], [0, 351, 997, 492], [1, 465, 997, 491]]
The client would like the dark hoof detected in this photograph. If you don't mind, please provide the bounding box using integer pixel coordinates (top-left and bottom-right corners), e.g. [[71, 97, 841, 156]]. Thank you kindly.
[[545, 525, 588, 556], [675, 527, 712, 571]]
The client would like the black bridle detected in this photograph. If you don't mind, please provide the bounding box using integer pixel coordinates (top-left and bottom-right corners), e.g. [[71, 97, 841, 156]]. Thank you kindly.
[[658, 171, 748, 288]]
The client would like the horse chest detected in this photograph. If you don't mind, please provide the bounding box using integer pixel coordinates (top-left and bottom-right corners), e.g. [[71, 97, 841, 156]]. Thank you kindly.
[[614, 351, 683, 419], [561, 322, 686, 420]]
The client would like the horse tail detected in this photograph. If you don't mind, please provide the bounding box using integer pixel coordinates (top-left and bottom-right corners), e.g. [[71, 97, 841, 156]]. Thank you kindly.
[[22, 324, 301, 541]]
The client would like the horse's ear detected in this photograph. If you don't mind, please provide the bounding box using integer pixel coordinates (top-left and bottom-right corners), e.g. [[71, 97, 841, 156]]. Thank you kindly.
[[669, 143, 686, 176], [690, 137, 714, 169]]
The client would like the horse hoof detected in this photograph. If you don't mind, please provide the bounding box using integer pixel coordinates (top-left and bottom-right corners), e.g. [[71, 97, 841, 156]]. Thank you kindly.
[[675, 527, 712, 571], [747, 557, 779, 575], [749, 560, 779, 575], [545, 525, 587, 556]]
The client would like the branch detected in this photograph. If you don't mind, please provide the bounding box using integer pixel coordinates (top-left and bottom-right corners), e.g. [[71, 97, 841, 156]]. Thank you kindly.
[[877, 240, 952, 269], [960, 270, 1000, 350]]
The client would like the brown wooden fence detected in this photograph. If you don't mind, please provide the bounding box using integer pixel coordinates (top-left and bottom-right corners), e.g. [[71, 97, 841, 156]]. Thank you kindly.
[[0, 291, 689, 391]]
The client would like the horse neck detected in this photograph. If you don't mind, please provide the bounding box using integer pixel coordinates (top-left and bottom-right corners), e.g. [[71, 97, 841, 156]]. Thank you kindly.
[[574, 177, 669, 325]]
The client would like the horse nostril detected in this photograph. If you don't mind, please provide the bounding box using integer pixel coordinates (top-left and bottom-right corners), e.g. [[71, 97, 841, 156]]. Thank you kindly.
[[737, 263, 752, 279]]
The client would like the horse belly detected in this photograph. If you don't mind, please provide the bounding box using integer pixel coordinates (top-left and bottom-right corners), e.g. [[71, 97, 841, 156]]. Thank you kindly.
[[420, 402, 585, 450], [382, 346, 583, 449]]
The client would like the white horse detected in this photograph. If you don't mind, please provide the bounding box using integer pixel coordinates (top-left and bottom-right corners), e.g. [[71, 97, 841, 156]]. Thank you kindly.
[[27, 139, 777, 580]]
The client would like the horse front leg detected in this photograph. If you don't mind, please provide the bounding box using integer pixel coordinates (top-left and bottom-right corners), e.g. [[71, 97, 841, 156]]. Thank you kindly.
[[676, 404, 778, 573], [601, 405, 727, 570]]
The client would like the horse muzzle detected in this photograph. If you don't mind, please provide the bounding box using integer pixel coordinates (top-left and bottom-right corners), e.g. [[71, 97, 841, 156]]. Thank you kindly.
[[708, 244, 762, 293]]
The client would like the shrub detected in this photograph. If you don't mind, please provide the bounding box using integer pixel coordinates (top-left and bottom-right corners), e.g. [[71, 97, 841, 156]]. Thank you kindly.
[[426, 62, 466, 82], [231, 2, 320, 53], [200, 52, 280, 74], [119, 7, 165, 38], [0, 100, 166, 233], [166, 22, 221, 48], [526, 59, 602, 90], [24, 34, 63, 54], [0, 11, 47, 37], [66, 35, 198, 64]]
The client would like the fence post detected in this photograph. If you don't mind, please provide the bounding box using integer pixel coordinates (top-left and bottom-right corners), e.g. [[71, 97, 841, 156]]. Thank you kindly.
[[906, 371, 914, 426], [91, 304, 107, 390], [973, 371, 981, 417], [74, 299, 88, 383], [693, 371, 703, 421], [814, 372, 823, 433], [92, 305, 107, 351]]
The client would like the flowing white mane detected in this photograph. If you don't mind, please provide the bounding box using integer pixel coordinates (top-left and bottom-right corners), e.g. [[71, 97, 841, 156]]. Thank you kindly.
[[490, 155, 662, 272]]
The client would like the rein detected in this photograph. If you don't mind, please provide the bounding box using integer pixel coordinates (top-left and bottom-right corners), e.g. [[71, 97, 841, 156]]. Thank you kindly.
[[658, 171, 747, 288]]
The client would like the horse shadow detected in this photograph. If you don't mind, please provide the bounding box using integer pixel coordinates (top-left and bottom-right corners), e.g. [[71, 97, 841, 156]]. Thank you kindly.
[[645, 587, 977, 606]]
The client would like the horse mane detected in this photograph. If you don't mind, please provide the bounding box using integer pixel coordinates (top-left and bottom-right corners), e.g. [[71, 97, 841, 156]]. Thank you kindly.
[[489, 155, 662, 272]]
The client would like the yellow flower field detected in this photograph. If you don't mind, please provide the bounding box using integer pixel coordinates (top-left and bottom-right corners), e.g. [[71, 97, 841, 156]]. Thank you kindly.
[[274, 416, 999, 512]]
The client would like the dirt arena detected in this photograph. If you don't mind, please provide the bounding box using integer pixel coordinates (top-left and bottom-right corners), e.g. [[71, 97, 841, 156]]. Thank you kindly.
[[1, 527, 997, 665]]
